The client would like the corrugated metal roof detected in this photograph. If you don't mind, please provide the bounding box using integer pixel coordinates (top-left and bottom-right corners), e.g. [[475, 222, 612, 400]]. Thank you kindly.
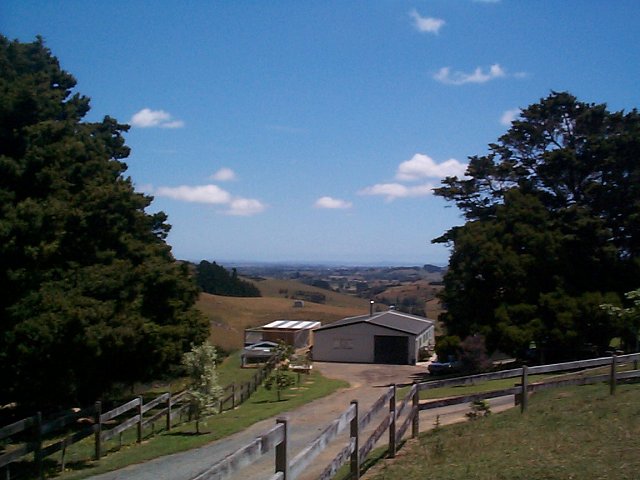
[[315, 310, 434, 335], [261, 320, 321, 330]]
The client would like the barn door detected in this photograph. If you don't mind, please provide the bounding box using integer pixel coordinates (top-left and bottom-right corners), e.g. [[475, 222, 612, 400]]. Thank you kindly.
[[374, 335, 409, 364]]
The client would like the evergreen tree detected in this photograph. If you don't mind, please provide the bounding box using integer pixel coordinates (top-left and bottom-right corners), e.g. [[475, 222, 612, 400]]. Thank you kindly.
[[434, 92, 640, 360], [195, 260, 261, 297], [0, 36, 209, 408]]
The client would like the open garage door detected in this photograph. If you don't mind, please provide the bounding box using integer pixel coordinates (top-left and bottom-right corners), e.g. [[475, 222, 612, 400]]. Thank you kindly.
[[374, 335, 409, 364]]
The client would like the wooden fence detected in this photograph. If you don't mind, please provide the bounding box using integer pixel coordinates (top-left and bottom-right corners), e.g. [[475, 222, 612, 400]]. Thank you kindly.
[[0, 355, 278, 479], [189, 352, 640, 480], [218, 355, 278, 413]]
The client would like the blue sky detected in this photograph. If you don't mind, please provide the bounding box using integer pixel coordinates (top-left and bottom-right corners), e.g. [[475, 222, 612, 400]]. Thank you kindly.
[[3, 1, 639, 266]]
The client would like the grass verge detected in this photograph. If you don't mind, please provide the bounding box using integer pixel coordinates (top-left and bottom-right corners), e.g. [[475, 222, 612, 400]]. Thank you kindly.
[[368, 383, 640, 480], [14, 368, 347, 480]]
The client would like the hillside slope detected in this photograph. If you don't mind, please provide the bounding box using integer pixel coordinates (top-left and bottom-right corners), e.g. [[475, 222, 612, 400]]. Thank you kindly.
[[197, 278, 371, 351]]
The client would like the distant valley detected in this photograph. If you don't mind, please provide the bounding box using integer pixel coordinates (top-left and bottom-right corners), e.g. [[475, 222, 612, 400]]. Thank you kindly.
[[197, 263, 447, 351]]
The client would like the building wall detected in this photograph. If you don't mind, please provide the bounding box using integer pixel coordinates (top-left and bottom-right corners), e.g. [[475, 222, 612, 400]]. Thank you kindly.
[[414, 326, 436, 354], [313, 322, 422, 363]]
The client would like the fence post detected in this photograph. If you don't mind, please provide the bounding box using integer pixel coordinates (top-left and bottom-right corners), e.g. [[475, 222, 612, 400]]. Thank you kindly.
[[388, 385, 397, 458], [350, 400, 360, 480], [520, 366, 529, 413], [166, 392, 172, 431], [412, 382, 420, 438], [232, 384, 237, 409], [34, 412, 43, 480], [94, 401, 102, 460], [137, 396, 143, 443], [610, 354, 617, 395], [275, 417, 289, 480]]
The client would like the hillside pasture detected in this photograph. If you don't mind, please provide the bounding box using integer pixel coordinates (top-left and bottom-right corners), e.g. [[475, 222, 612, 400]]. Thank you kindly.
[[197, 279, 370, 351], [373, 280, 438, 304], [250, 277, 371, 308], [368, 384, 640, 480]]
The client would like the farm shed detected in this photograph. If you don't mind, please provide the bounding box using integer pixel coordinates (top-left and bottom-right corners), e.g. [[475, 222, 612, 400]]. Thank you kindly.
[[312, 310, 435, 365], [244, 320, 321, 349]]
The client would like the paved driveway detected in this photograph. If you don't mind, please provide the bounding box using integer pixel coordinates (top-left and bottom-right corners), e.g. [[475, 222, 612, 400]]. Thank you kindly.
[[87, 362, 514, 480]]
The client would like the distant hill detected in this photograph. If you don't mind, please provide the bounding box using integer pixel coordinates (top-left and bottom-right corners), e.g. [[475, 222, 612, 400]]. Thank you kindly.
[[251, 278, 370, 308], [196, 277, 371, 351]]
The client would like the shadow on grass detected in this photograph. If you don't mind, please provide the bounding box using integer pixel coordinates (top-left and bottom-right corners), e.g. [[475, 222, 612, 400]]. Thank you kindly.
[[3, 457, 96, 480], [163, 431, 209, 437], [250, 399, 289, 404], [60, 460, 96, 472]]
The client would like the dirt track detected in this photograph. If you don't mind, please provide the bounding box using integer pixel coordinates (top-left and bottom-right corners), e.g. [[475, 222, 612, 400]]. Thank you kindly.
[[87, 362, 514, 480]]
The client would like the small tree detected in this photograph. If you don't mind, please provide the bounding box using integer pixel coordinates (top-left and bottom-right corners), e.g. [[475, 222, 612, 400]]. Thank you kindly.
[[601, 288, 640, 352], [264, 341, 295, 401], [182, 341, 223, 433]]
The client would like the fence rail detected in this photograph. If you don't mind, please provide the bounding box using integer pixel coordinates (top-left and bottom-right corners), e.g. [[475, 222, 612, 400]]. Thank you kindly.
[[289, 403, 357, 479], [191, 423, 286, 480], [185, 352, 640, 480], [0, 355, 278, 478], [3, 353, 639, 480]]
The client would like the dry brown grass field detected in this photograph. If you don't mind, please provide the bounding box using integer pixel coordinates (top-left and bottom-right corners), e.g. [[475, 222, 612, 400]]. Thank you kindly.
[[251, 277, 371, 308], [196, 278, 371, 351], [373, 280, 440, 305]]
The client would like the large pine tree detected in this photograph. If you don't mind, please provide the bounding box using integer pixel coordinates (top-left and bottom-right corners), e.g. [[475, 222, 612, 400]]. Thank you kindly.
[[434, 92, 640, 361], [0, 36, 209, 408]]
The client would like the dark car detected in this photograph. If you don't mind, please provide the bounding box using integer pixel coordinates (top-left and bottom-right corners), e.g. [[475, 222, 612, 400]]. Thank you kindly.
[[428, 360, 463, 375]]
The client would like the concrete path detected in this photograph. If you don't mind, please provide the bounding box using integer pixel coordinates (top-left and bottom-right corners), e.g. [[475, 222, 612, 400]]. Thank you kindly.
[[87, 363, 515, 480]]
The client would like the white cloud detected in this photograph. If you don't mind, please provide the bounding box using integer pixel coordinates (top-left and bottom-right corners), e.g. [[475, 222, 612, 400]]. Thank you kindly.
[[359, 182, 434, 202], [410, 9, 445, 34], [500, 108, 521, 126], [211, 167, 237, 182], [155, 184, 231, 204], [155, 184, 266, 216], [225, 198, 266, 216], [434, 64, 506, 85], [396, 154, 467, 181], [314, 196, 353, 209], [130, 108, 185, 128]]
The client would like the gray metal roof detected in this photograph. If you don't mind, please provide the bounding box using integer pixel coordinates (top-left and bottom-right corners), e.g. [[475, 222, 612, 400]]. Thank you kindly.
[[316, 310, 434, 336]]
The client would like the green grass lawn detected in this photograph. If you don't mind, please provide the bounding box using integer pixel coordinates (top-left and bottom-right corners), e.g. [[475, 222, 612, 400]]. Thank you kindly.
[[368, 383, 640, 480], [133, 351, 262, 396], [54, 370, 347, 479], [412, 362, 632, 401], [7, 359, 347, 480], [217, 351, 265, 387], [415, 373, 554, 400]]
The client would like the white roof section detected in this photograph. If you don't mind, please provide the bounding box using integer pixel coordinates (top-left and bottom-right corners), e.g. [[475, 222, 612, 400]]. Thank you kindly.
[[261, 320, 321, 330]]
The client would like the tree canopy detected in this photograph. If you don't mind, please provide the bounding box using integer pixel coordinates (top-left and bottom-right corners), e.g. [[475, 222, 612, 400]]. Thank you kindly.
[[0, 36, 209, 408], [434, 92, 640, 361], [195, 260, 261, 297]]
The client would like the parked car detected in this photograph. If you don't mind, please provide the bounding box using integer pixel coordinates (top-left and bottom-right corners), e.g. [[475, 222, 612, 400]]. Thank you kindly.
[[241, 341, 279, 367], [428, 360, 463, 375]]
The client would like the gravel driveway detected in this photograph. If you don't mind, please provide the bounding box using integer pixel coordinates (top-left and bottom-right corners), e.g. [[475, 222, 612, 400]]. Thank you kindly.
[[87, 362, 514, 480]]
